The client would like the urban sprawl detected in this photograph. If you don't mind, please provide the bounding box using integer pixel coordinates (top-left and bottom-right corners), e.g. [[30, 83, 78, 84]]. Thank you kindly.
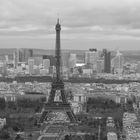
[[0, 21, 139, 140]]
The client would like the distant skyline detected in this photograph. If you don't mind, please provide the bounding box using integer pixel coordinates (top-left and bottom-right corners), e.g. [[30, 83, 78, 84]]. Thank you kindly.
[[1, 0, 140, 50]]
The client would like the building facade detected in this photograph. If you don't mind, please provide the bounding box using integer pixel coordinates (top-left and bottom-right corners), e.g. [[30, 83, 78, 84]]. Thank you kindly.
[[103, 49, 111, 73]]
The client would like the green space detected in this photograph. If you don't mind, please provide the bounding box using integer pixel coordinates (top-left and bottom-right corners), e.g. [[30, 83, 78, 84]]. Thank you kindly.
[[0, 97, 46, 140], [0, 94, 134, 140]]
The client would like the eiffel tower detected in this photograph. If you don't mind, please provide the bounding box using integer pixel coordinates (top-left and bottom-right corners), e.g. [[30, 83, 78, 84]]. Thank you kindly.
[[39, 19, 77, 124]]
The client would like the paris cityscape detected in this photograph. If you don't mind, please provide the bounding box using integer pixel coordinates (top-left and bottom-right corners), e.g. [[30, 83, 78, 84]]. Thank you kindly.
[[1, 0, 140, 140]]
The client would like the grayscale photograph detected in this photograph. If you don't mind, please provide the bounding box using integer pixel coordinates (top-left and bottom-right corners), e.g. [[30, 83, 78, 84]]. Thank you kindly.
[[0, 0, 139, 140]]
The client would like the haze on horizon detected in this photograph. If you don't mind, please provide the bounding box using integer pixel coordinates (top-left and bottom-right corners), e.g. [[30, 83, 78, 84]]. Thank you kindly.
[[0, 0, 140, 51]]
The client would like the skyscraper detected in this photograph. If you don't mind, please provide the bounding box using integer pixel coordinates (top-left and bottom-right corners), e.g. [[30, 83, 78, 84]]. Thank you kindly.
[[43, 55, 56, 66], [85, 49, 98, 64], [2, 61, 7, 76], [13, 49, 18, 68], [33, 56, 43, 66], [24, 49, 33, 62], [18, 49, 33, 62], [68, 53, 77, 68], [85, 49, 98, 71], [111, 50, 124, 74], [103, 49, 111, 73], [136, 61, 140, 73], [28, 58, 34, 75], [43, 59, 50, 69], [97, 59, 104, 73]]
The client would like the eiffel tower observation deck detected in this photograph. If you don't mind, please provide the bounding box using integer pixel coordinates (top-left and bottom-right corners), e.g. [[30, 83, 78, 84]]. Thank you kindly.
[[39, 19, 77, 124]]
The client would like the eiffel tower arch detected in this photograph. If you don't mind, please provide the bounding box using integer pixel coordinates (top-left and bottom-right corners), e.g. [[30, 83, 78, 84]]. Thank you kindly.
[[39, 19, 77, 124]]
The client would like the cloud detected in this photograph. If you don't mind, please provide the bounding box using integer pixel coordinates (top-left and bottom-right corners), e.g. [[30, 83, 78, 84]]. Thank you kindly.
[[0, 0, 140, 42]]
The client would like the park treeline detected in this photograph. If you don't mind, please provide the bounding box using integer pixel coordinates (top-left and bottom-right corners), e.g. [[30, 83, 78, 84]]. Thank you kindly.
[[87, 97, 121, 110], [0, 97, 46, 113], [0, 76, 139, 84]]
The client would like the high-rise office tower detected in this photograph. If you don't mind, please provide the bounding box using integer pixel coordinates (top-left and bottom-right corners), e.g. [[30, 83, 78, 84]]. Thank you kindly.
[[111, 50, 124, 74], [97, 59, 104, 73], [85, 49, 98, 71], [28, 58, 34, 75], [28, 49, 33, 57], [136, 61, 140, 73], [33, 56, 43, 66], [68, 53, 77, 68], [13, 49, 18, 68], [2, 61, 7, 76], [24, 49, 33, 62], [18, 49, 24, 62], [43, 55, 56, 66], [18, 49, 33, 62], [5, 55, 8, 62], [43, 59, 50, 69], [103, 49, 111, 73], [61, 52, 70, 67], [85, 49, 98, 64]]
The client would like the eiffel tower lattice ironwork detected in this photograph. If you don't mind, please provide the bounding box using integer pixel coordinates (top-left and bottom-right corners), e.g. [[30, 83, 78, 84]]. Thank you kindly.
[[39, 19, 77, 123]]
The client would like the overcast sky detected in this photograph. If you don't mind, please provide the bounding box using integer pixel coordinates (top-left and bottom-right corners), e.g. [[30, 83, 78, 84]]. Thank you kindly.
[[0, 0, 140, 50]]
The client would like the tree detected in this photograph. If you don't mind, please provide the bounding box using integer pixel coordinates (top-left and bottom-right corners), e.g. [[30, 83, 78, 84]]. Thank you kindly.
[[77, 67, 83, 74], [64, 135, 70, 140], [13, 125, 20, 132], [35, 106, 40, 112], [17, 98, 44, 112], [12, 122, 24, 132], [0, 98, 6, 110], [103, 136, 107, 140], [7, 101, 17, 110], [28, 133, 32, 137], [15, 134, 24, 140], [0, 130, 10, 139], [84, 134, 93, 140]]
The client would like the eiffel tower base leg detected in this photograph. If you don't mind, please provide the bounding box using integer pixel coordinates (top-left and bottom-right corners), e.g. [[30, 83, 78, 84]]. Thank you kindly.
[[39, 103, 77, 124]]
